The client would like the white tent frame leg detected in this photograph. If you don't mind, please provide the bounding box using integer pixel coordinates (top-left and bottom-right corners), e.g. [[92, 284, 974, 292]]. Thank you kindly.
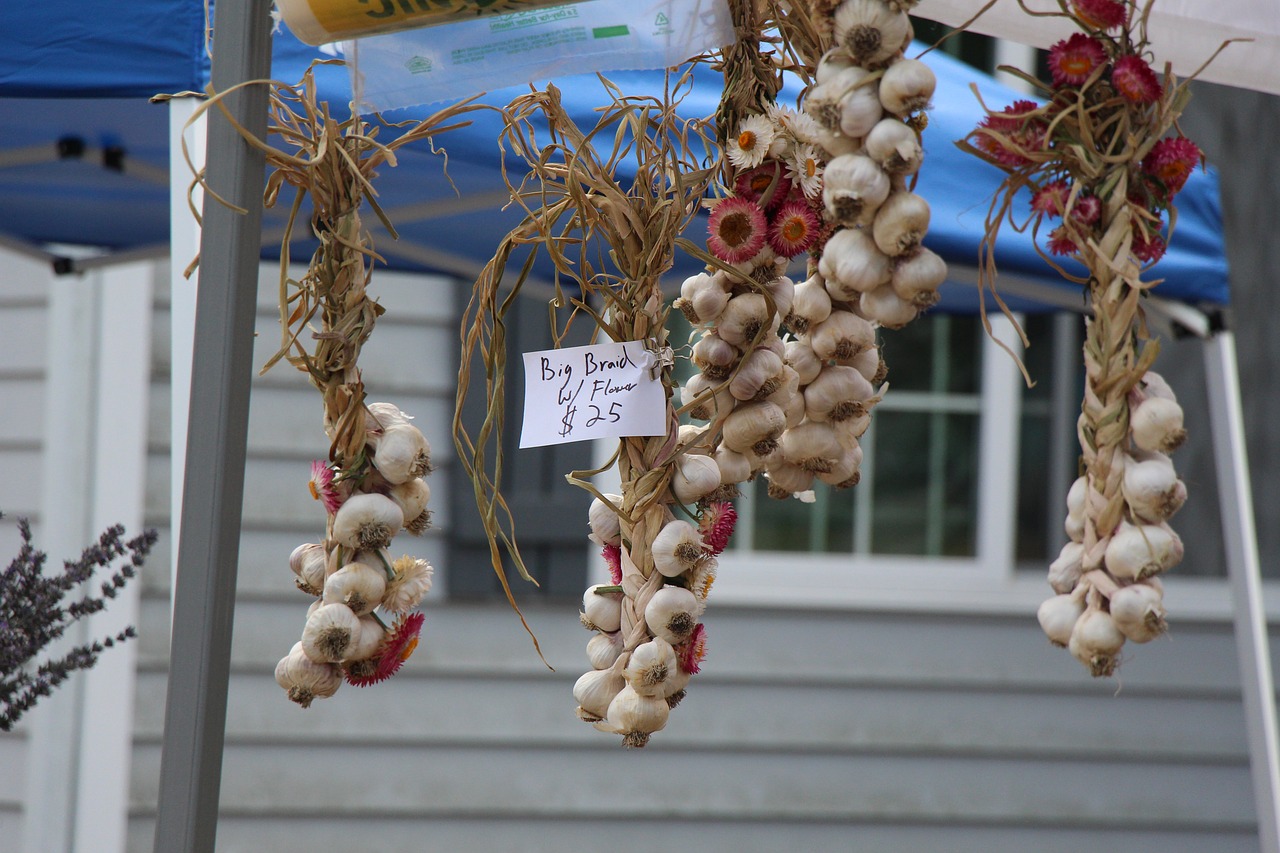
[[1203, 325, 1280, 852]]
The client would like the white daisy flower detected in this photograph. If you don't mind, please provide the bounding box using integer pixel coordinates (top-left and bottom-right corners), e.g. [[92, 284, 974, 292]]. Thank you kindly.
[[786, 143, 824, 199], [781, 110, 826, 147], [726, 114, 775, 170]]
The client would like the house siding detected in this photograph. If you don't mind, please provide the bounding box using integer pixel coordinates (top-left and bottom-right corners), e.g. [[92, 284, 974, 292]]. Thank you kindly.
[[0, 251, 51, 852], [95, 260, 1267, 853]]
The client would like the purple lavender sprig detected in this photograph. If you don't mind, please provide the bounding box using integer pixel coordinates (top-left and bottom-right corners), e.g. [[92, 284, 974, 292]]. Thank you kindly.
[[0, 514, 157, 730]]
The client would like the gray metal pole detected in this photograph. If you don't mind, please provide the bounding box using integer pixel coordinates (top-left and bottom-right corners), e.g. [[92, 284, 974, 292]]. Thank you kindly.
[[1204, 328, 1280, 853], [153, 1, 273, 850]]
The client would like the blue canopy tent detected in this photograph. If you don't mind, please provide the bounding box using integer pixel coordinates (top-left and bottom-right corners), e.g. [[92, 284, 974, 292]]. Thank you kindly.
[[0, 3, 1269, 852]]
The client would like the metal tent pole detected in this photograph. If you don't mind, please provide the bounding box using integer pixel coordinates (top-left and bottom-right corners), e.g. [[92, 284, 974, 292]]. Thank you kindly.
[[1203, 325, 1280, 853], [152, 0, 273, 850]]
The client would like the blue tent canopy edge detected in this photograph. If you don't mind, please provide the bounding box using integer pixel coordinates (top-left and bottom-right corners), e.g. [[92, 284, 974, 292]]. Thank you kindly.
[[0, 11, 1230, 311]]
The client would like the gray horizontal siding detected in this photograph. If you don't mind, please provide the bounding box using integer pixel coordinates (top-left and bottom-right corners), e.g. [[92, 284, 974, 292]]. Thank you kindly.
[[116, 261, 1267, 853], [125, 597, 1264, 852], [0, 252, 49, 851]]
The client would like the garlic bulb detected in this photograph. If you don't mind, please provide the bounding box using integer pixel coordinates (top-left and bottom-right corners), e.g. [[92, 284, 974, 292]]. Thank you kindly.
[[588, 493, 623, 546], [879, 58, 937, 115], [1140, 370, 1177, 402], [1068, 607, 1126, 677], [822, 154, 890, 227], [595, 683, 670, 747], [816, 51, 858, 84], [721, 400, 787, 457], [1037, 592, 1085, 647], [300, 602, 361, 663], [819, 227, 893, 297], [1105, 521, 1183, 581], [644, 585, 701, 644], [290, 542, 327, 595], [1130, 395, 1187, 453], [323, 562, 387, 616], [804, 64, 873, 132], [763, 275, 796, 320], [715, 447, 754, 486], [624, 637, 678, 697], [873, 192, 931, 257], [859, 283, 918, 329], [582, 583, 624, 633], [845, 344, 886, 383], [785, 275, 834, 334], [1066, 475, 1088, 519], [807, 310, 876, 362], [652, 519, 706, 579], [717, 292, 772, 347], [366, 401, 413, 429], [890, 247, 947, 308], [672, 453, 722, 505], [839, 75, 884, 139], [692, 333, 739, 380], [865, 119, 923, 175], [346, 615, 389, 662], [785, 338, 824, 385], [729, 347, 785, 401], [804, 364, 875, 423], [574, 656, 627, 720], [390, 477, 432, 535], [676, 272, 730, 326], [780, 421, 847, 473], [681, 373, 735, 423], [678, 424, 713, 454], [586, 630, 625, 670], [371, 422, 432, 484], [815, 442, 864, 488], [834, 0, 910, 66], [1047, 541, 1084, 594], [765, 461, 815, 498], [1122, 451, 1186, 522], [1109, 582, 1167, 643], [275, 642, 342, 707], [331, 493, 404, 551], [764, 364, 802, 409]]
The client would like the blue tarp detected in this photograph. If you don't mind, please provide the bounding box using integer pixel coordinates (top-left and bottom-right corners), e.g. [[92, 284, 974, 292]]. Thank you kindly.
[[0, 7, 1229, 309]]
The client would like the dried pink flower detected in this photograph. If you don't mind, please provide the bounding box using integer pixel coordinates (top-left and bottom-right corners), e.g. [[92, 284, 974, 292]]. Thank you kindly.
[[345, 611, 425, 687], [698, 501, 738, 556], [1112, 55, 1162, 105], [676, 623, 707, 675], [734, 163, 794, 211], [767, 201, 821, 257], [707, 197, 768, 264], [308, 460, 344, 515], [1142, 136, 1202, 196], [601, 544, 623, 585], [1049, 33, 1107, 87], [1070, 194, 1102, 226], [1047, 226, 1079, 256], [1030, 180, 1070, 217], [1071, 0, 1127, 30], [1132, 225, 1167, 263]]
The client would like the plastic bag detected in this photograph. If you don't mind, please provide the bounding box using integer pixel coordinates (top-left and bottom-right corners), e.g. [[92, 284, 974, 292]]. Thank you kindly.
[[344, 0, 734, 112]]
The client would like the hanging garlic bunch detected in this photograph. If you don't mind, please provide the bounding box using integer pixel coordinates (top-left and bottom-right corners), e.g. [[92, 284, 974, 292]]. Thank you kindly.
[[743, 0, 944, 505], [275, 401, 437, 707], [1037, 370, 1186, 676], [574, 493, 730, 747]]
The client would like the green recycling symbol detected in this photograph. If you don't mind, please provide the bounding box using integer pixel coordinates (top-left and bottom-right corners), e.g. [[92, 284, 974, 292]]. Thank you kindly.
[[655, 12, 669, 26]]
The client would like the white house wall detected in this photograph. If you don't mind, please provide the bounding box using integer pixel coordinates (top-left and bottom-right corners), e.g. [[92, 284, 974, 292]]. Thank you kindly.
[[0, 250, 50, 851], [65, 259, 1262, 853]]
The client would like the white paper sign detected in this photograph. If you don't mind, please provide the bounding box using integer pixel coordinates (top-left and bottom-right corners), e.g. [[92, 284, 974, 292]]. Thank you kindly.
[[520, 340, 667, 448]]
